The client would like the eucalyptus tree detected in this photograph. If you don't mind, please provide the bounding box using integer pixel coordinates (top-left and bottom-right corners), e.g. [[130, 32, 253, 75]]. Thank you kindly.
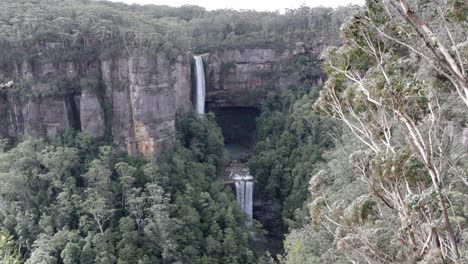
[[81, 147, 114, 234], [0, 232, 22, 264], [314, 0, 467, 262], [378, 0, 468, 107]]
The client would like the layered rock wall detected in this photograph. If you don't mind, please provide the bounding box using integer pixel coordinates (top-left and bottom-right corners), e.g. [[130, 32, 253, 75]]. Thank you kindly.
[[0, 52, 192, 159], [203, 44, 315, 108], [0, 43, 317, 158]]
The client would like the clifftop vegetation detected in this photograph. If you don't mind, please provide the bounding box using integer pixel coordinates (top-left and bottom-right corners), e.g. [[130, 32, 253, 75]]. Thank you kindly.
[[0, 0, 357, 65]]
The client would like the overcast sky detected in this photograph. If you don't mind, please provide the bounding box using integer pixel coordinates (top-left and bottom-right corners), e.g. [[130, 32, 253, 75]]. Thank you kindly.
[[107, 0, 363, 12]]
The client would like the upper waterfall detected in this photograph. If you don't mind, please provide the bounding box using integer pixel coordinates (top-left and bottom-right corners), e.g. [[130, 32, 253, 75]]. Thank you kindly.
[[194, 55, 206, 114]]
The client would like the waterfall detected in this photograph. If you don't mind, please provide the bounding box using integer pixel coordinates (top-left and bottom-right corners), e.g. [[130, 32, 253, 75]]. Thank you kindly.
[[245, 182, 253, 221], [194, 55, 205, 114], [235, 181, 244, 211], [232, 169, 254, 226]]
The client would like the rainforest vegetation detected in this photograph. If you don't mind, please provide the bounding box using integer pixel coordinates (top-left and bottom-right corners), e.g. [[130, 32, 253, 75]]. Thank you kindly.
[[0, 113, 268, 264]]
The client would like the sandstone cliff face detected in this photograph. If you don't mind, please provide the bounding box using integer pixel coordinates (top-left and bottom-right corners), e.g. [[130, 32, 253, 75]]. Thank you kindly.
[[0, 52, 192, 159], [0, 59, 80, 141], [203, 44, 314, 108], [111, 54, 192, 158], [0, 43, 317, 158], [79, 90, 105, 139], [0, 96, 79, 142]]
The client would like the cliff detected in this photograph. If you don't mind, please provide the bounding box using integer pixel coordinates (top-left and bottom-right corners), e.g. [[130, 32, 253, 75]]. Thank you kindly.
[[203, 43, 321, 109], [0, 50, 192, 159], [0, 43, 320, 158], [0, 1, 357, 159]]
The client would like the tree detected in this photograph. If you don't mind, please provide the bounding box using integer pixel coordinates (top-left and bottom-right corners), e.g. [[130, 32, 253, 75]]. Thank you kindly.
[[314, 0, 467, 262], [81, 147, 114, 234], [82, 190, 113, 234], [116, 217, 144, 264], [61, 242, 81, 264], [26, 234, 57, 264], [0, 231, 23, 264], [379, 0, 468, 107], [143, 183, 179, 262]]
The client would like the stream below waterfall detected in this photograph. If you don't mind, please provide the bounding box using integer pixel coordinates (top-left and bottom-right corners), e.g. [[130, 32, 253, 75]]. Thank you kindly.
[[194, 54, 283, 256], [224, 147, 285, 256], [225, 147, 254, 226], [194, 55, 255, 224]]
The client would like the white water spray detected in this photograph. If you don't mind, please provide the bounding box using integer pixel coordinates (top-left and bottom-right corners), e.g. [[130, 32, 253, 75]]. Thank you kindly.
[[232, 169, 254, 226], [194, 55, 206, 114]]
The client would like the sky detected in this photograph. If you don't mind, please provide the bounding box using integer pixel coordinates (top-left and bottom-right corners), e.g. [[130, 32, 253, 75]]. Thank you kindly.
[[107, 0, 364, 12]]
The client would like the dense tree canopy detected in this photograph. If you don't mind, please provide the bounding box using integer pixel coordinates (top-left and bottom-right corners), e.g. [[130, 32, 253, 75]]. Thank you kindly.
[[0, 0, 358, 65], [251, 85, 334, 225], [248, 54, 337, 257], [282, 0, 467, 263], [0, 113, 266, 263]]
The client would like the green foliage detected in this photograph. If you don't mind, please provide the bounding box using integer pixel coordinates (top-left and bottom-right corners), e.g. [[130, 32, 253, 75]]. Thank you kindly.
[[0, 231, 23, 264], [298, 0, 468, 262], [281, 131, 374, 263], [250, 85, 335, 225], [0, 114, 263, 263], [0, 0, 357, 64], [0, 0, 357, 100]]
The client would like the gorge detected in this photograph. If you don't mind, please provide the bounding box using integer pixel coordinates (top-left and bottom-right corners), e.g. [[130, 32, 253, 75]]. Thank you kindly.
[[0, 36, 320, 236], [0, 14, 331, 260], [0, 46, 315, 158], [194, 53, 256, 224], [8, 1, 467, 264]]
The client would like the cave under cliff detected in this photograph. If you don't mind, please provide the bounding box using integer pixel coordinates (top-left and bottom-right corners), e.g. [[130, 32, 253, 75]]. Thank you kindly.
[[210, 106, 259, 160]]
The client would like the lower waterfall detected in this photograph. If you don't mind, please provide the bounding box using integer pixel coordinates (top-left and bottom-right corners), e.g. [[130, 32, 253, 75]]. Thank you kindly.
[[229, 165, 254, 226], [235, 180, 254, 224]]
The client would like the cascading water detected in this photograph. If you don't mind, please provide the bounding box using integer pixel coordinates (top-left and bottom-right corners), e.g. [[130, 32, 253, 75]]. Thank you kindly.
[[231, 167, 254, 226], [194, 55, 206, 114]]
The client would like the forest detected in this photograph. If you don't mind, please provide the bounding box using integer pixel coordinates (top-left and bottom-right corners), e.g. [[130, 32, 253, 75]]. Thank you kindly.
[[0, 0, 353, 66], [0, 0, 467, 263]]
